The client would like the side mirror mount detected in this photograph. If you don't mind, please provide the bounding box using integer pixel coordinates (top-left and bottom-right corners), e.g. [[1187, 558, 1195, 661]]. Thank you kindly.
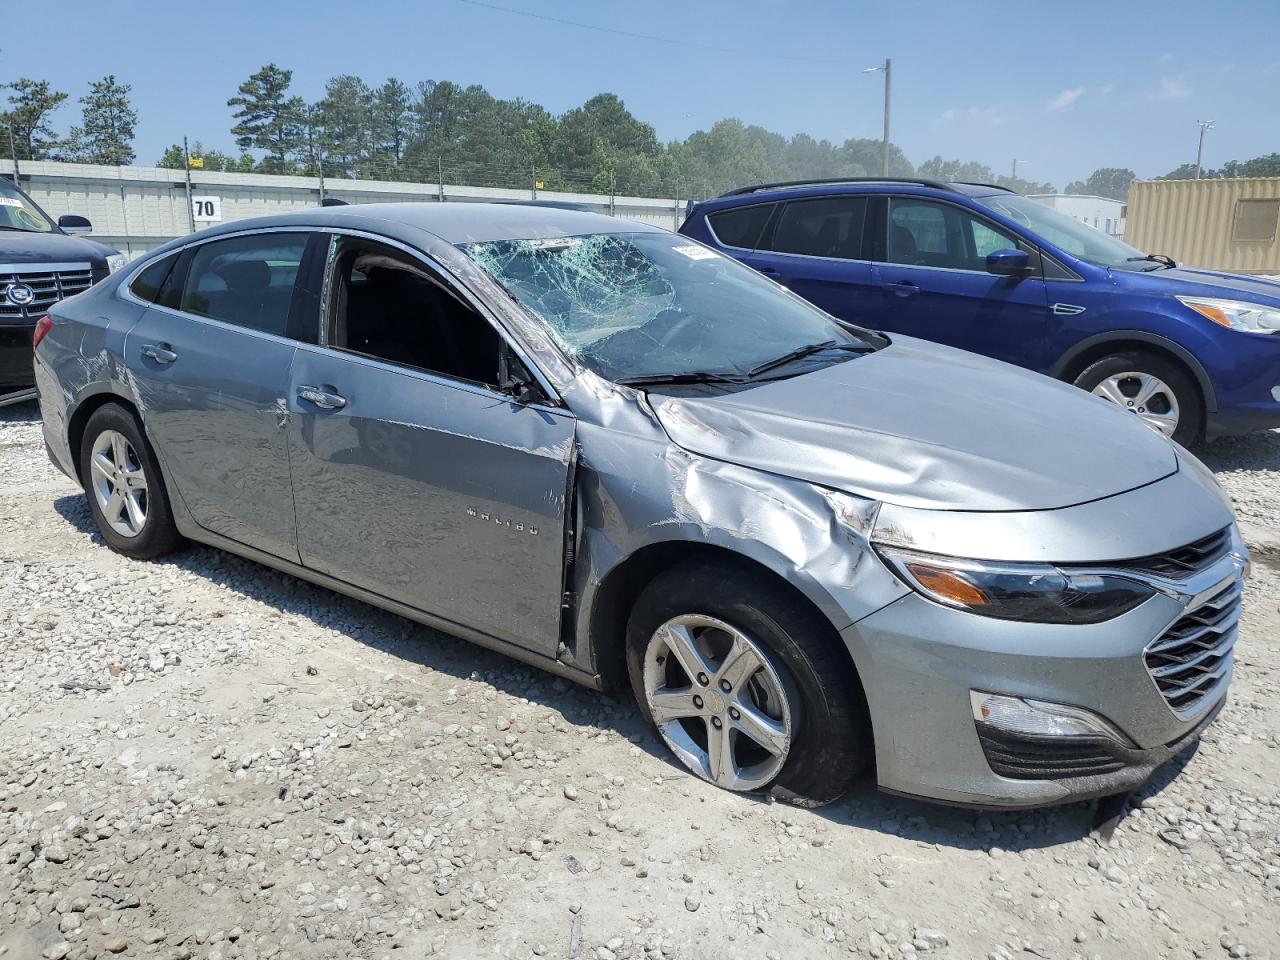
[[499, 348, 539, 405], [986, 248, 1032, 277], [58, 214, 93, 234]]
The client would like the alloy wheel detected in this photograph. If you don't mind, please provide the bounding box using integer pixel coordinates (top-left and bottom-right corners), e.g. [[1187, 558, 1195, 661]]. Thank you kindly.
[[1091, 371, 1181, 438], [89, 429, 149, 538], [642, 613, 793, 792]]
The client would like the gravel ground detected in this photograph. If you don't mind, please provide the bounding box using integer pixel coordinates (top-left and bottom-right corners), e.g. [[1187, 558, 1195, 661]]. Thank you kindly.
[[1, 398, 1278, 960]]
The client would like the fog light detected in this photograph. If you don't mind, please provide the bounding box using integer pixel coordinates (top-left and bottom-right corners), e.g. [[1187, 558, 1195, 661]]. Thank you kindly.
[[970, 692, 1130, 744]]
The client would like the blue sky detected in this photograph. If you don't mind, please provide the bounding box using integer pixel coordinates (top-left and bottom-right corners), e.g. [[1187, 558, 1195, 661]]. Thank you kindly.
[[5, 0, 1278, 187]]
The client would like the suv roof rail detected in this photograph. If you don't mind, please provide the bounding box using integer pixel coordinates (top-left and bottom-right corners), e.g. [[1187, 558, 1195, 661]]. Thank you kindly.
[[719, 176, 962, 198], [952, 181, 1017, 193]]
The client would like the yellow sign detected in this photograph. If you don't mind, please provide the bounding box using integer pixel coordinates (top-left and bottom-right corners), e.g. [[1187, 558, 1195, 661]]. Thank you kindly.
[[188, 156, 205, 169], [535, 180, 545, 190]]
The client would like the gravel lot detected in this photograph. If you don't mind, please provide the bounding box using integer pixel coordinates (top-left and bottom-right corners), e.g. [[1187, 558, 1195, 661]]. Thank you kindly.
[[1, 398, 1278, 960]]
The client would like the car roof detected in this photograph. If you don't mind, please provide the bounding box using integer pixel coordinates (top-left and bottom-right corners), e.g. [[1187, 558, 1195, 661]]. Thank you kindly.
[[701, 179, 1010, 210], [199, 201, 666, 245]]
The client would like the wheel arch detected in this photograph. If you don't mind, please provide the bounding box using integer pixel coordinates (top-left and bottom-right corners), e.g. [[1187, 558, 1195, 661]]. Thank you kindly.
[[585, 539, 862, 696], [1049, 331, 1217, 413], [66, 388, 142, 480]]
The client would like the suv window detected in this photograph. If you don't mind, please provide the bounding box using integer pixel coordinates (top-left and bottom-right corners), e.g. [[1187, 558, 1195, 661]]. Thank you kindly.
[[179, 233, 309, 337], [765, 197, 868, 260], [330, 239, 501, 388], [887, 198, 1018, 271], [706, 203, 775, 249]]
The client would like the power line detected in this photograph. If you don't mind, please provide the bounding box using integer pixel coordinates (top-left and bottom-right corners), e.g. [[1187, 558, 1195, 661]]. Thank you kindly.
[[455, 0, 847, 65]]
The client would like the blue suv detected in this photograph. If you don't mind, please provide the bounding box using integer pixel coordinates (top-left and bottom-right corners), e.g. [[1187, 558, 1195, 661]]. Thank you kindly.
[[680, 178, 1280, 445]]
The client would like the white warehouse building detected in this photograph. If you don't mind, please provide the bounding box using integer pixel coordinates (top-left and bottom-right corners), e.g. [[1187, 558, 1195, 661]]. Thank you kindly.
[[1028, 193, 1127, 241]]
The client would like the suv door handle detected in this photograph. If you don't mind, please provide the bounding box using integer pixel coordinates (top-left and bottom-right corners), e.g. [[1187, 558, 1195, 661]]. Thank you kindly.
[[140, 343, 177, 364], [890, 280, 919, 298], [297, 385, 347, 410]]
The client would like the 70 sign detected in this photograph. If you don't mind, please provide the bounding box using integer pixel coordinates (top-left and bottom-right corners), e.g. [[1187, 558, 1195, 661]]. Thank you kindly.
[[191, 196, 222, 222]]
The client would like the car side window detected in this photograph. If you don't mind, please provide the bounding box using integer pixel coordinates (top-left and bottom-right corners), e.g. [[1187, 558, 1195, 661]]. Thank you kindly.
[[179, 233, 310, 338], [765, 197, 868, 260], [128, 253, 179, 303], [329, 239, 502, 388], [706, 203, 775, 249], [888, 198, 1018, 271]]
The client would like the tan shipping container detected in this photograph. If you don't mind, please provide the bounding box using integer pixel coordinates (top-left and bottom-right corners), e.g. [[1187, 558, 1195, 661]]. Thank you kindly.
[[1126, 177, 1280, 276]]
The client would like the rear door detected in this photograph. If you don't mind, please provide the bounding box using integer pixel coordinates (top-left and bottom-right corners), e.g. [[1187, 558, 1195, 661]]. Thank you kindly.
[[124, 229, 322, 562], [286, 233, 575, 657], [742, 195, 878, 326], [870, 196, 1053, 368]]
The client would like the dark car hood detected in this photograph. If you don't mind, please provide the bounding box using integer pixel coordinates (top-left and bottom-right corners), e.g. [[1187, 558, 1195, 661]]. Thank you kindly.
[[652, 337, 1178, 512], [1140, 266, 1280, 306], [0, 230, 115, 265]]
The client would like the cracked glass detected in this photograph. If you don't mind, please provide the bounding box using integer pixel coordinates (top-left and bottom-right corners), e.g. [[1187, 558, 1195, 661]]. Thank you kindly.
[[460, 232, 867, 382]]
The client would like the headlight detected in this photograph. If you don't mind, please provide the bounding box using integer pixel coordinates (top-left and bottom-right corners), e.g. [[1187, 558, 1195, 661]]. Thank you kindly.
[[876, 546, 1155, 624], [106, 254, 128, 274], [1177, 295, 1280, 335]]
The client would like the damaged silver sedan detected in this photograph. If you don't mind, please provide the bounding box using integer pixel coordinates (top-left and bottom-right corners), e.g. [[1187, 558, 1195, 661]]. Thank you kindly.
[[35, 203, 1248, 808]]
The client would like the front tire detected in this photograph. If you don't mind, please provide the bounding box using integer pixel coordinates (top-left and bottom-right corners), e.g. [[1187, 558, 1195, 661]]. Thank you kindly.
[[1073, 351, 1203, 446], [78, 404, 181, 560], [626, 561, 871, 806]]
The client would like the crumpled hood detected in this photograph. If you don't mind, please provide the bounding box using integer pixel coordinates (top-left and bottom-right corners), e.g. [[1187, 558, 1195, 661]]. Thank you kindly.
[[652, 337, 1179, 511], [0, 230, 114, 265]]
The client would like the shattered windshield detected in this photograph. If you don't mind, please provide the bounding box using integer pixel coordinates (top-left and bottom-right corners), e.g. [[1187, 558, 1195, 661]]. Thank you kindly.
[[459, 232, 870, 382]]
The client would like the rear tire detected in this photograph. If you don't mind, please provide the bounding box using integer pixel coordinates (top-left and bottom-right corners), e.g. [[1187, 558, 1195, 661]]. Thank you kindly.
[[626, 561, 871, 806], [1073, 351, 1203, 446], [78, 404, 181, 560]]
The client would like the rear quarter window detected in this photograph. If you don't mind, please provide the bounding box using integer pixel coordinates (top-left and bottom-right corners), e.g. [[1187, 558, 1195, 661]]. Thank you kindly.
[[706, 203, 775, 249], [128, 253, 179, 303]]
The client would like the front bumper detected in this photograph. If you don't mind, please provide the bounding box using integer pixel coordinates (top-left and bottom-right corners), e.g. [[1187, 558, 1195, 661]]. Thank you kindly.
[[0, 321, 37, 390], [842, 549, 1245, 808]]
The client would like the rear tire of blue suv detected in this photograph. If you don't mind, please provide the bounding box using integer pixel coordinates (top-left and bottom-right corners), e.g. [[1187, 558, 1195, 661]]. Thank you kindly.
[[1073, 351, 1204, 447]]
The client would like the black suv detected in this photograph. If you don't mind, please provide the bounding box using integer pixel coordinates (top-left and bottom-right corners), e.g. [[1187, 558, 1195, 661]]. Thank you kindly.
[[1, 175, 122, 397]]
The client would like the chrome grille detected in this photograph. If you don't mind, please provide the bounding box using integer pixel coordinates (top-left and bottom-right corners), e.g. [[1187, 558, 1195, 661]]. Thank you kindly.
[[1120, 527, 1232, 579], [1145, 578, 1241, 716], [0, 263, 95, 321]]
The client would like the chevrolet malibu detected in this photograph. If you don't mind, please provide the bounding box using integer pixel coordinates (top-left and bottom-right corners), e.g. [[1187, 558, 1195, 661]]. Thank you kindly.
[[34, 203, 1248, 808]]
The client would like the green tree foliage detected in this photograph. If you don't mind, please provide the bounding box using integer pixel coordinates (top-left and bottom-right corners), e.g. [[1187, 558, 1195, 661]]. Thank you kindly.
[[1160, 155, 1280, 180], [156, 141, 254, 173], [1062, 167, 1136, 200], [0, 78, 69, 160], [227, 64, 305, 174], [918, 155, 1054, 194], [63, 76, 138, 165]]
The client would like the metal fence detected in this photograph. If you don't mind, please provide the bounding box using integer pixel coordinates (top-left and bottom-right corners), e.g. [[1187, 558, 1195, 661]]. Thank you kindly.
[[12, 160, 687, 260]]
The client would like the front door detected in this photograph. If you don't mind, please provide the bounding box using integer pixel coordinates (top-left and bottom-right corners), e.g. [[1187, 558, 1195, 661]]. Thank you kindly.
[[123, 230, 319, 562], [744, 195, 879, 327], [871, 196, 1053, 369], [287, 235, 574, 656]]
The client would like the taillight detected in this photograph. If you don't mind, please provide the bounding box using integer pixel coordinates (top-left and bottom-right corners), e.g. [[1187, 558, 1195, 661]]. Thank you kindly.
[[32, 315, 54, 350]]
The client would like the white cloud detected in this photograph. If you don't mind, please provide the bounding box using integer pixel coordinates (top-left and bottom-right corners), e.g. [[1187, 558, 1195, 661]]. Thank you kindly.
[[933, 105, 1006, 128], [1047, 86, 1086, 111], [1150, 75, 1193, 100]]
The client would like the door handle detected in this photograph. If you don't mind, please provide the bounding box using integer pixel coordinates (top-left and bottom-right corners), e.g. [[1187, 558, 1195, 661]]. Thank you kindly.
[[890, 280, 920, 298], [297, 385, 347, 410], [140, 343, 177, 364]]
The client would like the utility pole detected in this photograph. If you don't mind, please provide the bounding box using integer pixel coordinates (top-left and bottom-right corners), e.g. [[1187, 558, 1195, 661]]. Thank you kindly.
[[1011, 158, 1025, 180], [864, 59, 892, 176], [6, 124, 18, 182], [532, 164, 537, 200], [183, 136, 195, 233], [1195, 120, 1215, 179], [438, 157, 445, 202]]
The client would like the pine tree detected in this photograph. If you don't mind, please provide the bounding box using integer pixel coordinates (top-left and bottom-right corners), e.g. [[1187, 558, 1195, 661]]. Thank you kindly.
[[0, 78, 69, 160], [66, 76, 137, 165], [227, 64, 304, 173]]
